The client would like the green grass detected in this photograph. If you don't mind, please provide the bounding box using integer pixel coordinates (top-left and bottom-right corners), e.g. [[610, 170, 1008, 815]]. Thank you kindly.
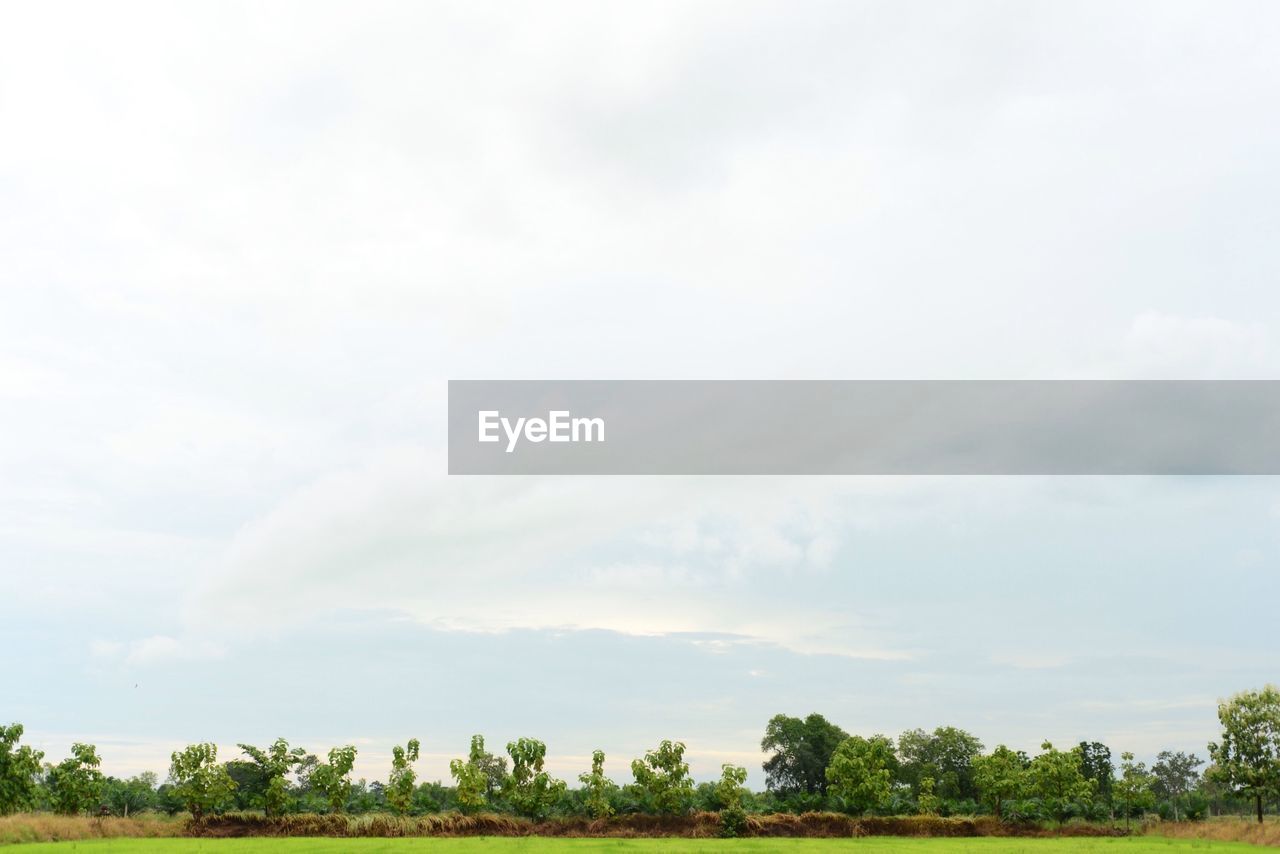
[[0, 840, 1264, 853]]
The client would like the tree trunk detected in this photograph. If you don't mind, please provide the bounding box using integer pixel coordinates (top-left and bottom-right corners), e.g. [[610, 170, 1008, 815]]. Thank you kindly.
[[1257, 794, 1264, 824]]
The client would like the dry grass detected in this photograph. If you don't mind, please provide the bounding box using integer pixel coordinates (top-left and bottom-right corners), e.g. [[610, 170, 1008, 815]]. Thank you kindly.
[[1153, 816, 1280, 847], [0, 812, 181, 845]]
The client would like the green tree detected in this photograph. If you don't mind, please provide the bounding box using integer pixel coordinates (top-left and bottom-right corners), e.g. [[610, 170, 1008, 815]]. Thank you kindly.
[[630, 740, 695, 815], [386, 738, 420, 816], [577, 749, 615, 819], [449, 735, 492, 814], [46, 743, 105, 815], [1027, 741, 1094, 823], [714, 763, 748, 810], [917, 776, 940, 815], [1208, 685, 1280, 823], [1151, 751, 1203, 822], [308, 745, 357, 814], [503, 737, 565, 820], [1077, 742, 1114, 806], [973, 745, 1026, 820], [825, 735, 897, 815], [897, 726, 984, 801], [1113, 752, 1155, 830], [238, 738, 306, 817], [103, 772, 157, 817], [761, 713, 848, 796], [169, 743, 236, 821], [0, 723, 45, 815]]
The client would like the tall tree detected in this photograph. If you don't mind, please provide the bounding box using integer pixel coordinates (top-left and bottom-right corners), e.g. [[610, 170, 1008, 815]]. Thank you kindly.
[[46, 743, 105, 815], [1151, 751, 1203, 822], [825, 735, 898, 815], [169, 743, 236, 821], [1113, 752, 1155, 831], [897, 726, 984, 801], [308, 745, 358, 814], [449, 735, 494, 814], [238, 738, 306, 817], [386, 738, 420, 816], [1076, 742, 1114, 806], [1208, 685, 1280, 823], [1027, 741, 1094, 823], [761, 713, 849, 796], [630, 740, 695, 815], [503, 737, 565, 820], [973, 745, 1026, 820], [0, 724, 44, 816]]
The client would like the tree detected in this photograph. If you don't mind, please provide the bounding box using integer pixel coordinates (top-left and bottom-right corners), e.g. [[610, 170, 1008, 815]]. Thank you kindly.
[[1027, 741, 1094, 823], [825, 735, 897, 814], [973, 745, 1026, 820], [1208, 685, 1280, 823], [897, 726, 984, 802], [0, 723, 44, 815], [578, 749, 615, 819], [504, 737, 565, 820], [46, 743, 105, 815], [917, 776, 940, 815], [386, 738, 420, 816], [1113, 752, 1155, 831], [1151, 750, 1203, 822], [761, 713, 848, 796], [715, 764, 749, 838], [1077, 742, 1114, 807], [630, 740, 695, 815], [308, 745, 357, 814], [103, 772, 158, 817], [238, 738, 306, 817], [450, 735, 493, 814], [169, 743, 236, 821]]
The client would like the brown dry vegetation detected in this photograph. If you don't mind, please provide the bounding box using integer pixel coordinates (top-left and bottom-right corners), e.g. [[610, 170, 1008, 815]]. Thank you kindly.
[[0, 813, 181, 845], [1152, 817, 1280, 847]]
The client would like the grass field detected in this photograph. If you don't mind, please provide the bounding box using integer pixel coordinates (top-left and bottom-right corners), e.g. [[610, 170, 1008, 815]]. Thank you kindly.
[[0, 839, 1265, 853]]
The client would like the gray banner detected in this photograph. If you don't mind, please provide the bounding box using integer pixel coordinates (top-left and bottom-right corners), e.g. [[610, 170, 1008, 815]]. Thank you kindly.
[[447, 380, 1280, 474]]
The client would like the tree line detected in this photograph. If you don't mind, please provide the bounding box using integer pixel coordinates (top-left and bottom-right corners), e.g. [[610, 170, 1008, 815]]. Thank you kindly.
[[1, 685, 1278, 827]]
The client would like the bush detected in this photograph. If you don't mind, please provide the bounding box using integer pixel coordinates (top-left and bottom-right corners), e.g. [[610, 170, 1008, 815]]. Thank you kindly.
[[718, 805, 747, 838]]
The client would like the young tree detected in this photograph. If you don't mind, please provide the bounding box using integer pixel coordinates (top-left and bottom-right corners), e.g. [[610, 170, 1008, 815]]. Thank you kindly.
[[1027, 741, 1094, 823], [1208, 685, 1280, 823], [0, 723, 45, 816], [715, 764, 749, 838], [238, 738, 306, 817], [825, 735, 898, 815], [386, 738, 420, 816], [46, 743, 105, 815], [503, 737, 565, 820], [449, 735, 493, 814], [761, 713, 848, 796], [916, 776, 940, 815], [630, 740, 695, 815], [1113, 752, 1155, 831], [1151, 751, 1204, 822], [973, 745, 1026, 820], [577, 749, 615, 819], [308, 745, 358, 814], [169, 743, 236, 821]]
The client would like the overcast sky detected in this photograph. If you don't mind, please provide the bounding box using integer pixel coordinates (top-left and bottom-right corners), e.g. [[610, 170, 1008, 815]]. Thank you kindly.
[[3, 0, 1280, 786]]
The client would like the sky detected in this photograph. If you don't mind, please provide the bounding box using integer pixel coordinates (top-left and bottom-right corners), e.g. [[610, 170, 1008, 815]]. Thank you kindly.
[[2, 0, 1280, 786]]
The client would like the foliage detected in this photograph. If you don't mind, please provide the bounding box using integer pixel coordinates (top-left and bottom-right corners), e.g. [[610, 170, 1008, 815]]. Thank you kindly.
[[973, 745, 1025, 820], [503, 737, 565, 820], [238, 738, 306, 817], [1026, 741, 1094, 823], [1113, 751, 1154, 829], [0, 723, 45, 816], [825, 735, 897, 815], [630, 740, 695, 815], [46, 742, 105, 815], [577, 750, 615, 819], [714, 764, 748, 811], [760, 713, 848, 796], [1151, 750, 1203, 822], [897, 727, 983, 802], [386, 739, 420, 816], [916, 777, 940, 816], [168, 743, 236, 820], [1208, 684, 1280, 823], [103, 772, 158, 817], [1076, 742, 1113, 805], [309, 746, 358, 814], [450, 735, 494, 815]]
